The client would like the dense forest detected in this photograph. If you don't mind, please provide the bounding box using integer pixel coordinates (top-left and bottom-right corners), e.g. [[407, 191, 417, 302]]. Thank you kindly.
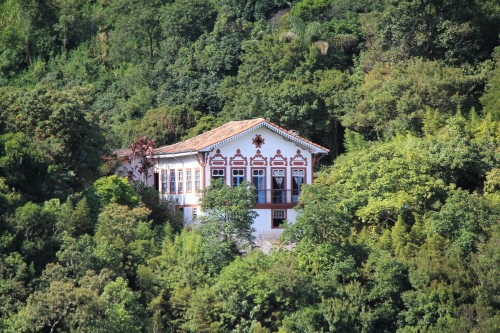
[[0, 0, 499, 332]]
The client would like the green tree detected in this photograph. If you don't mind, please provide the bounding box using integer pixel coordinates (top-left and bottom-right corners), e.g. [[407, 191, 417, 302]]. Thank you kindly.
[[0, 177, 21, 220], [285, 182, 351, 245], [54, 197, 93, 238], [0, 0, 30, 78], [199, 180, 257, 251], [99, 277, 144, 333], [127, 105, 200, 147], [0, 132, 55, 202], [427, 189, 500, 259], [98, 0, 168, 62], [0, 252, 30, 331], [480, 47, 500, 120], [162, 0, 217, 43], [216, 0, 293, 22], [55, 235, 98, 278], [0, 0, 58, 75], [215, 251, 313, 332], [155, 9, 252, 115], [0, 86, 105, 190], [472, 224, 500, 313], [53, 0, 96, 56], [343, 128, 367, 153], [371, 0, 500, 64], [291, 0, 336, 21], [320, 282, 374, 333], [8, 265, 143, 333], [290, 0, 382, 22], [340, 59, 485, 139], [141, 228, 233, 331], [10, 201, 59, 272], [93, 203, 154, 279], [90, 175, 139, 211]]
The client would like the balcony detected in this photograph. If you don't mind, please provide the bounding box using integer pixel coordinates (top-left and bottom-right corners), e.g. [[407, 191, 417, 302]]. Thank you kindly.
[[254, 189, 301, 206]]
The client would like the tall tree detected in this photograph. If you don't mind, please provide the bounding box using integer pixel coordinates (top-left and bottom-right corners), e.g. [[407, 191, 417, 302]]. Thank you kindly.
[[199, 180, 257, 252]]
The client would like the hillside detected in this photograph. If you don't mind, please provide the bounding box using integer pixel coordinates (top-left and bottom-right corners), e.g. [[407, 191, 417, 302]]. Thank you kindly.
[[0, 0, 499, 331]]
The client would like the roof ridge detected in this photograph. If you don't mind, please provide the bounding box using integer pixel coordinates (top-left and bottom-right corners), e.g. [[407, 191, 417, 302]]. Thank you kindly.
[[153, 118, 328, 155]]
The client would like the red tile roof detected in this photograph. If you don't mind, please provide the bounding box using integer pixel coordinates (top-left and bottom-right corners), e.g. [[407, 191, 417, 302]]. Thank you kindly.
[[153, 118, 329, 155]]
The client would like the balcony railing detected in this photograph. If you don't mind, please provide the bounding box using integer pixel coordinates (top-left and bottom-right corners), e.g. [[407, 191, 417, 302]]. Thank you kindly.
[[254, 189, 301, 204]]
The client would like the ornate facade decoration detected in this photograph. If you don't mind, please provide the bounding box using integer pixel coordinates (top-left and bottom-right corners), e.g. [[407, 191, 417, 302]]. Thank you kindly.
[[250, 149, 268, 166], [208, 149, 227, 166], [290, 149, 308, 166], [230, 149, 248, 166], [270, 149, 288, 166], [150, 118, 329, 239], [252, 134, 265, 148]]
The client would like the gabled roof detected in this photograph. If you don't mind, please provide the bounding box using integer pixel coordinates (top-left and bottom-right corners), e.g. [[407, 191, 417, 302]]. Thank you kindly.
[[153, 118, 329, 156]]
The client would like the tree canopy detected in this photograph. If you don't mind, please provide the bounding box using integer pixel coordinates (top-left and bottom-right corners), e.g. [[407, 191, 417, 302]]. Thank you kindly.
[[0, 0, 498, 331]]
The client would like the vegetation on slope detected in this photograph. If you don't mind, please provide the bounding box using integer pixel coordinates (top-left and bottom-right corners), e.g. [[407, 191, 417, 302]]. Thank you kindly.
[[0, 0, 499, 331]]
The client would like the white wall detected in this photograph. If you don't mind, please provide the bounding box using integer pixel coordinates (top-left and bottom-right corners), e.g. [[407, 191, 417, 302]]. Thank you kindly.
[[154, 154, 201, 207], [205, 126, 312, 194], [205, 126, 310, 235]]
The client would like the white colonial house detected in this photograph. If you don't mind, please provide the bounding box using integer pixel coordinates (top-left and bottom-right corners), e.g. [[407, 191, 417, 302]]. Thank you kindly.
[[148, 118, 329, 240]]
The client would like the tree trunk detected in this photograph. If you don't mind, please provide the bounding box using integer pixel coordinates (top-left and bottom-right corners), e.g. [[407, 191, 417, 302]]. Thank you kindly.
[[50, 319, 60, 333], [149, 31, 154, 60], [63, 28, 68, 58], [24, 42, 32, 65]]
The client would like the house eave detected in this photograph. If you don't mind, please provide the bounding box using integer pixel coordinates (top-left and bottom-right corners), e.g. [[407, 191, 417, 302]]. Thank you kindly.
[[153, 150, 199, 158], [199, 122, 329, 155]]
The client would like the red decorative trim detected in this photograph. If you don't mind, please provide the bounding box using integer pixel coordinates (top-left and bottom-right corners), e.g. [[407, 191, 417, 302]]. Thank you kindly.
[[186, 168, 193, 193], [312, 154, 320, 168], [210, 167, 227, 185], [291, 167, 307, 183], [194, 153, 207, 195], [230, 167, 246, 187], [230, 149, 248, 166], [271, 167, 287, 203], [169, 169, 176, 194], [252, 134, 265, 148], [251, 167, 266, 199], [250, 149, 268, 166], [291, 167, 307, 204], [178, 169, 184, 194], [270, 149, 288, 166], [290, 149, 307, 166], [202, 164, 205, 193], [254, 203, 296, 209], [194, 167, 202, 192], [209, 149, 227, 166], [271, 208, 287, 229], [195, 153, 207, 167]]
